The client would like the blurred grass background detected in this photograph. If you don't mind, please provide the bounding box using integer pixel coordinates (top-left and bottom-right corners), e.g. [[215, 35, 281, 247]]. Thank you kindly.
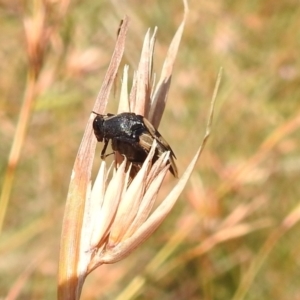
[[1, 0, 300, 299]]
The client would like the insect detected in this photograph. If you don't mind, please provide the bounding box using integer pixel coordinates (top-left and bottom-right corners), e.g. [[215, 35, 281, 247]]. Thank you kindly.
[[93, 112, 178, 178]]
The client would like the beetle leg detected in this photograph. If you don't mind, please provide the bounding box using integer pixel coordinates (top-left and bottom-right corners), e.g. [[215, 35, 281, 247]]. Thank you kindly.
[[100, 139, 109, 159], [102, 152, 114, 158]]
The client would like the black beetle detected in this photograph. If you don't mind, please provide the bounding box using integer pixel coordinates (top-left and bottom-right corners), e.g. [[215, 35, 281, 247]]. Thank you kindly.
[[93, 112, 178, 177]]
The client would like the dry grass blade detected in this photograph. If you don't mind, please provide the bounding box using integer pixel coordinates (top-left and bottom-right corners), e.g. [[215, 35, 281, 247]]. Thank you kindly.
[[0, 1, 48, 233], [134, 28, 151, 116], [89, 159, 127, 249], [5, 253, 46, 300], [216, 110, 300, 200], [232, 201, 300, 300], [220, 196, 267, 228], [94, 17, 130, 114], [149, 3, 188, 127], [124, 164, 170, 239], [118, 65, 130, 112], [109, 144, 156, 243], [57, 17, 129, 300], [85, 144, 170, 270]]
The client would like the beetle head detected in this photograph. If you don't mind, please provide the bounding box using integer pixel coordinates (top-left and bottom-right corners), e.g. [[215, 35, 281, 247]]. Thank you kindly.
[[93, 115, 105, 141]]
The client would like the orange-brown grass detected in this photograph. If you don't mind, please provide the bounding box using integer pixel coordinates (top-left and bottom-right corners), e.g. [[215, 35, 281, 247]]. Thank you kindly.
[[1, 0, 300, 299]]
